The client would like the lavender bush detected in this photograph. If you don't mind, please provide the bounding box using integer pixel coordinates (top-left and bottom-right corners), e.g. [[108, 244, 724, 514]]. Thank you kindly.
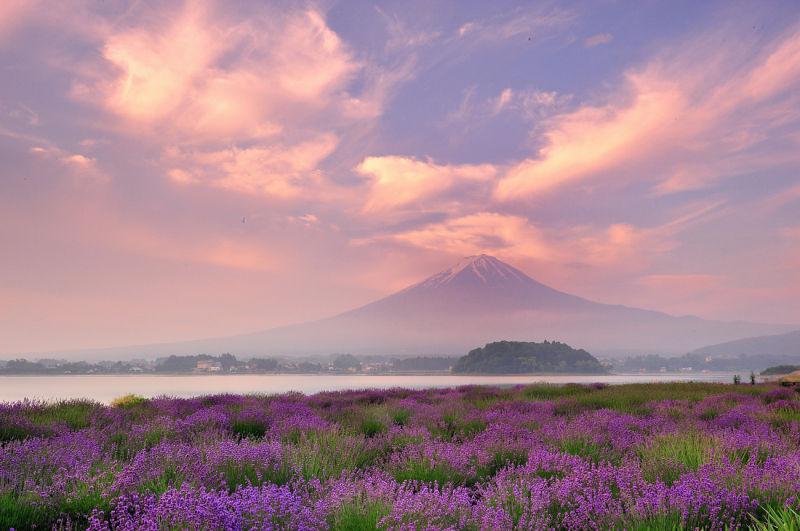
[[1, 382, 799, 530]]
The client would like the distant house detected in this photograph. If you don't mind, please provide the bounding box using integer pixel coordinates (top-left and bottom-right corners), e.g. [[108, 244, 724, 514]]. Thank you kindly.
[[197, 360, 222, 372], [680, 367, 693, 372]]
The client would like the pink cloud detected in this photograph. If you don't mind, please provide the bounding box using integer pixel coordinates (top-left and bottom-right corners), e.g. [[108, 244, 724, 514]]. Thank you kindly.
[[28, 144, 108, 184], [73, 1, 362, 147], [497, 76, 687, 198], [0, 0, 40, 40], [166, 134, 339, 198], [449, 87, 572, 125], [584, 33, 613, 48], [357, 156, 496, 213], [385, 213, 554, 260], [365, 200, 726, 284], [496, 24, 800, 199]]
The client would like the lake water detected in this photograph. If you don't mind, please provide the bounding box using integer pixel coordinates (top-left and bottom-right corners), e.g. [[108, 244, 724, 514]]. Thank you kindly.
[[0, 372, 738, 403]]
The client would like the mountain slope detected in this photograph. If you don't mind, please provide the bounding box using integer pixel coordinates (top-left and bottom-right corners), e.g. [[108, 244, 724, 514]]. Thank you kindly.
[[14, 255, 797, 360], [690, 330, 800, 358]]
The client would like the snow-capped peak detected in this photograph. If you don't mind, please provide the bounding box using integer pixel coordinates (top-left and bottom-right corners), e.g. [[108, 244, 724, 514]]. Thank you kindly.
[[407, 254, 531, 292]]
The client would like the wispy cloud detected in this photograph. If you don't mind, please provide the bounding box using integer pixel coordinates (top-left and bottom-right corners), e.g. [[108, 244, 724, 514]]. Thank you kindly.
[[455, 7, 577, 43], [29, 144, 108, 185], [585, 33, 613, 48], [496, 22, 800, 200]]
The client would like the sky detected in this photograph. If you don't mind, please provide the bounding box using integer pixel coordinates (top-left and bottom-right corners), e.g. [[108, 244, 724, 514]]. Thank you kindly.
[[2, 0, 800, 355]]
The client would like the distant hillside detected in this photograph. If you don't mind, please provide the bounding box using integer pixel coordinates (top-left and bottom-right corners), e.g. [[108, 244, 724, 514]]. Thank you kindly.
[[618, 352, 799, 373], [691, 330, 800, 358], [761, 365, 800, 376], [14, 255, 797, 361], [452, 340, 606, 374]]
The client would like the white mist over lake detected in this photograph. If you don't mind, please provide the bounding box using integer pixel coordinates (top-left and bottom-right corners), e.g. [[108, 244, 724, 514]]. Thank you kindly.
[[0, 373, 739, 403]]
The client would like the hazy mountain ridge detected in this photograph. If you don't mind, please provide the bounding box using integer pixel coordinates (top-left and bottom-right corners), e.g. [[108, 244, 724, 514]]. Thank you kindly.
[[7, 255, 797, 361], [690, 330, 800, 358]]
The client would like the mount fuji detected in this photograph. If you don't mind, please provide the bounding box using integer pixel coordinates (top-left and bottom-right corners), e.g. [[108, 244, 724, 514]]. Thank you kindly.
[[25, 255, 797, 360]]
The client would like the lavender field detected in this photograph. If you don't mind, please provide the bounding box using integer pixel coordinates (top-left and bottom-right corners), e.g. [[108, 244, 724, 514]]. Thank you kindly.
[[2, 382, 800, 531]]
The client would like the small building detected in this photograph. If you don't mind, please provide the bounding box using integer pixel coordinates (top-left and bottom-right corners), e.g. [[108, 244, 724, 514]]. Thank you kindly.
[[660, 367, 667, 373]]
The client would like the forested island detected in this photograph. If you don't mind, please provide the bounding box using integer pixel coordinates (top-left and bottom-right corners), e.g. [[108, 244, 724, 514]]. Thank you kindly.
[[451, 340, 607, 374]]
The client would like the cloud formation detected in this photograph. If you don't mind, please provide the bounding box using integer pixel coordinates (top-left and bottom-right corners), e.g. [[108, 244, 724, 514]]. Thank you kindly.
[[585, 33, 613, 48], [2, 1, 800, 352], [166, 135, 339, 198], [358, 156, 496, 213], [496, 23, 800, 200], [75, 2, 361, 145]]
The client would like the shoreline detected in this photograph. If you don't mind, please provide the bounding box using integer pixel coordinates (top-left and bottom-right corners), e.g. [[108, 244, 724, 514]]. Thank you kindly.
[[1, 372, 741, 403]]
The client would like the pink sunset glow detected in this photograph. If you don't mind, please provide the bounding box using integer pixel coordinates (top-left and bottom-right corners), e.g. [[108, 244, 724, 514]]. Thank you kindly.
[[1, 0, 799, 354]]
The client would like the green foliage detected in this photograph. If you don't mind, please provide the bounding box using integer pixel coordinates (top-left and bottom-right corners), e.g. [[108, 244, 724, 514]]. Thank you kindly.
[[387, 408, 413, 426], [232, 419, 269, 440], [333, 354, 362, 370], [761, 365, 800, 376], [357, 415, 387, 438], [248, 357, 279, 371], [521, 383, 593, 401], [23, 399, 103, 431], [434, 411, 486, 441], [391, 356, 458, 371], [1, 358, 52, 373], [451, 340, 606, 374], [329, 497, 391, 531], [751, 506, 800, 531], [290, 431, 385, 480], [637, 430, 713, 472], [570, 382, 768, 413], [156, 353, 241, 372]]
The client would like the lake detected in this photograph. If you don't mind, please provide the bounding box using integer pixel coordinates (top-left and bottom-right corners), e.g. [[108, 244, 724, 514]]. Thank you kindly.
[[0, 372, 739, 403]]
